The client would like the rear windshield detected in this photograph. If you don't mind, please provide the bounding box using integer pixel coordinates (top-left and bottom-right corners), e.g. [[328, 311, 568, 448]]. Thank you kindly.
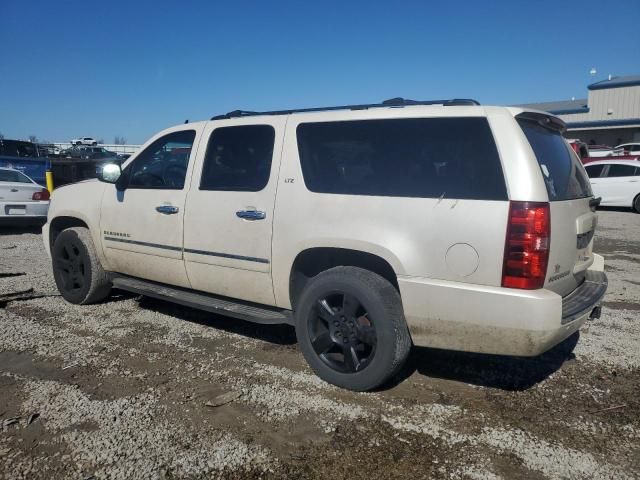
[[296, 117, 507, 200], [517, 117, 592, 201], [0, 169, 31, 183]]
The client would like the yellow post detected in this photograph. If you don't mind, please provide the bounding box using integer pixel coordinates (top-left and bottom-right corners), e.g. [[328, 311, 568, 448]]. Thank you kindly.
[[45, 169, 54, 193]]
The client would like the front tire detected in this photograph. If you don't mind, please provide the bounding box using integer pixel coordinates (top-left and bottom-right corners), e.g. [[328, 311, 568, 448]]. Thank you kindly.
[[52, 227, 111, 304], [633, 194, 640, 213], [295, 266, 411, 391]]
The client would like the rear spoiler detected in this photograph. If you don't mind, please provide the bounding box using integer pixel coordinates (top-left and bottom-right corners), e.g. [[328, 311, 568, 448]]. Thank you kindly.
[[516, 111, 567, 134]]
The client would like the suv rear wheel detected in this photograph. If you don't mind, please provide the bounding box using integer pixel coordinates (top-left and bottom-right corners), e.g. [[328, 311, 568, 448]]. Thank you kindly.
[[52, 227, 111, 304], [295, 266, 411, 391], [633, 194, 640, 214]]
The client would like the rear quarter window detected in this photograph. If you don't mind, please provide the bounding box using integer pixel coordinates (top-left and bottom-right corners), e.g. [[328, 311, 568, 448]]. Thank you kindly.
[[517, 117, 592, 201], [296, 117, 507, 200]]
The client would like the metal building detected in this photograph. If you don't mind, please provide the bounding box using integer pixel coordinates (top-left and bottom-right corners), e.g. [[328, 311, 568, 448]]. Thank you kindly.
[[518, 75, 640, 145]]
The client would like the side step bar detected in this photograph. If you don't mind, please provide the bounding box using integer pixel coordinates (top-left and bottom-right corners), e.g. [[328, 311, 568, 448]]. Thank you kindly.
[[111, 275, 294, 326]]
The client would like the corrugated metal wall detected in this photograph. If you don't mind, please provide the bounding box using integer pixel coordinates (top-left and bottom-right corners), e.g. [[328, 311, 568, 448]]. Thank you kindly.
[[560, 86, 640, 123]]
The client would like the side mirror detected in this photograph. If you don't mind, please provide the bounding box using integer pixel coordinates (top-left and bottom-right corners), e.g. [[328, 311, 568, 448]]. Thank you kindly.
[[97, 163, 122, 184]]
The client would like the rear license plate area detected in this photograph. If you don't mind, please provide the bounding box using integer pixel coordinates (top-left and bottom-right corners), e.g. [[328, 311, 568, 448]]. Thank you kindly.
[[5, 205, 26, 215]]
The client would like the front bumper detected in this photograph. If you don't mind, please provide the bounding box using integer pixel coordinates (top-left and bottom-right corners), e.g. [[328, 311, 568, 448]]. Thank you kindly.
[[398, 254, 607, 356]]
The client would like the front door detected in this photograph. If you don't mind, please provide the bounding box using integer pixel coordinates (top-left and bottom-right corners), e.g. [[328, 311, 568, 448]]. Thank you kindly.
[[183, 119, 285, 305], [100, 127, 202, 287]]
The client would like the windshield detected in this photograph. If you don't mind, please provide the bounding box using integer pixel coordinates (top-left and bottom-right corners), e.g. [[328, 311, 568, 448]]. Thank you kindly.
[[517, 117, 592, 201]]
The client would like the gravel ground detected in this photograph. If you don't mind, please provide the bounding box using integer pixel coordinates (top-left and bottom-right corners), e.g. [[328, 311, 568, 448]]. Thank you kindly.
[[0, 210, 639, 479]]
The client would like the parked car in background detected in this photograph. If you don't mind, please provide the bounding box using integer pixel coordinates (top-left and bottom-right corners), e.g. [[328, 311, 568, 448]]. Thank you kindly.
[[615, 143, 640, 155], [568, 139, 639, 165], [587, 144, 625, 158], [0, 139, 41, 158], [71, 137, 98, 146], [44, 100, 607, 391], [568, 139, 590, 161], [584, 159, 640, 213], [0, 167, 50, 224]]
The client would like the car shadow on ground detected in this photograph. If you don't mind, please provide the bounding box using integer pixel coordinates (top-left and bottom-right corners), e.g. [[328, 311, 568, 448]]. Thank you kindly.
[[394, 333, 579, 391], [120, 292, 577, 390], [134, 294, 297, 346], [0, 222, 45, 236]]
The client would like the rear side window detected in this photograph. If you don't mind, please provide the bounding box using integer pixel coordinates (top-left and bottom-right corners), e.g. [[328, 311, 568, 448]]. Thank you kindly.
[[606, 164, 638, 177], [296, 118, 507, 200], [517, 117, 592, 201], [200, 125, 275, 192], [585, 164, 605, 178]]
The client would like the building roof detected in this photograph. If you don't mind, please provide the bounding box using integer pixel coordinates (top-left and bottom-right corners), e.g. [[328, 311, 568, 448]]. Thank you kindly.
[[588, 75, 640, 90], [515, 99, 589, 115]]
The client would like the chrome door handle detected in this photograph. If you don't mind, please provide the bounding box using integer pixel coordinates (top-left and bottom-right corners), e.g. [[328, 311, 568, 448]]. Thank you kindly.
[[236, 209, 266, 220], [156, 205, 179, 214]]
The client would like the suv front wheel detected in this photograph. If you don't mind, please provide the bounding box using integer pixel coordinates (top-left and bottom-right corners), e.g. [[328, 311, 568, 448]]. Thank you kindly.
[[52, 227, 112, 304], [295, 266, 411, 391]]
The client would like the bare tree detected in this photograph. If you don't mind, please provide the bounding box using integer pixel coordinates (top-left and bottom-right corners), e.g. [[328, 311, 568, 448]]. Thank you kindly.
[[114, 136, 127, 145], [97, 138, 104, 144], [0, 132, 4, 140], [28, 135, 38, 143]]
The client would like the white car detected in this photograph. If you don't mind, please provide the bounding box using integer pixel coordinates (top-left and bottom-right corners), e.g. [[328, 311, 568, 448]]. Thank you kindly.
[[71, 137, 98, 146], [0, 167, 50, 223], [615, 143, 640, 155], [584, 160, 640, 212], [43, 100, 607, 391]]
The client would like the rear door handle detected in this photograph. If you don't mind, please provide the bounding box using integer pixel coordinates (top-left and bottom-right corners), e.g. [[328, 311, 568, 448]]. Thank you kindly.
[[236, 209, 266, 220], [156, 205, 179, 214]]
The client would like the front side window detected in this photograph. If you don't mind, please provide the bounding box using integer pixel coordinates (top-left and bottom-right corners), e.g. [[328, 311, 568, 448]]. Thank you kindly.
[[125, 130, 195, 189], [200, 125, 275, 192], [296, 117, 507, 200], [606, 164, 638, 177]]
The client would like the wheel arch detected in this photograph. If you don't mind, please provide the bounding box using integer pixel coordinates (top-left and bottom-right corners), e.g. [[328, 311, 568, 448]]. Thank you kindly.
[[49, 216, 89, 251], [288, 247, 401, 310]]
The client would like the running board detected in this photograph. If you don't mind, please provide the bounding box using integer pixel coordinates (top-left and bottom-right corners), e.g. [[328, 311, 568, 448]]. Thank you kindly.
[[111, 275, 294, 326]]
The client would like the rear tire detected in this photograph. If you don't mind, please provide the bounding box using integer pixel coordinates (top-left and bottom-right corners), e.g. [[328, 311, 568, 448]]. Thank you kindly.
[[633, 194, 640, 213], [52, 227, 111, 304], [294, 266, 411, 391]]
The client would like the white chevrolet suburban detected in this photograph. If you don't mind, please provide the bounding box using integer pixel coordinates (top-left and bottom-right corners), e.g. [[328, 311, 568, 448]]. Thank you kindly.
[[43, 98, 608, 391]]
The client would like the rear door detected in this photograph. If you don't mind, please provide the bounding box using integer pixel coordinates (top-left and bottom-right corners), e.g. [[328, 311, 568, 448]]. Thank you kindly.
[[517, 114, 595, 296], [182, 119, 285, 305], [596, 164, 639, 206]]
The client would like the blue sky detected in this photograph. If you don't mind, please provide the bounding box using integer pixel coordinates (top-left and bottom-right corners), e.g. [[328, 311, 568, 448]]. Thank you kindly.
[[1, 0, 639, 144]]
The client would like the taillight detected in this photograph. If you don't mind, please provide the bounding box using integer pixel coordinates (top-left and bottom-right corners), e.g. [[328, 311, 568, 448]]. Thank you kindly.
[[32, 189, 50, 201], [502, 201, 550, 289]]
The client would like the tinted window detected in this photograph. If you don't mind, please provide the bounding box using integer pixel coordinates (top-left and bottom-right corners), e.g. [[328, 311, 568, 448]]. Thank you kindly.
[[125, 130, 195, 189], [296, 118, 507, 200], [606, 164, 638, 177], [585, 164, 605, 178], [0, 169, 32, 183], [517, 118, 592, 201], [200, 125, 275, 191]]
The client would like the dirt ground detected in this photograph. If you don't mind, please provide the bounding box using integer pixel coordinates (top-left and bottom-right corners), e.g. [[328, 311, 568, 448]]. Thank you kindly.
[[0, 209, 639, 480]]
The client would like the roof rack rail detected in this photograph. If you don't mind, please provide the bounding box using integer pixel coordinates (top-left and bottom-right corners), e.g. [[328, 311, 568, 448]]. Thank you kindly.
[[210, 97, 480, 120]]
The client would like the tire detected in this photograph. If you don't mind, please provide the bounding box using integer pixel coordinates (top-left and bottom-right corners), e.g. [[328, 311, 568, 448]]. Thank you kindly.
[[75, 141, 81, 146], [633, 194, 640, 214], [51, 227, 111, 304], [294, 266, 412, 391]]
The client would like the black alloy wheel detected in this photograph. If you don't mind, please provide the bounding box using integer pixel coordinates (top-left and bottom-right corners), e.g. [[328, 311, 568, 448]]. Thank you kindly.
[[309, 291, 377, 373], [54, 239, 87, 295]]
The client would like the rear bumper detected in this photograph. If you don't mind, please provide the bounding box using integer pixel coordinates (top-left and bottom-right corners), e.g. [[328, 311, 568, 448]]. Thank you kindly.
[[398, 254, 607, 356], [0, 200, 49, 219]]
